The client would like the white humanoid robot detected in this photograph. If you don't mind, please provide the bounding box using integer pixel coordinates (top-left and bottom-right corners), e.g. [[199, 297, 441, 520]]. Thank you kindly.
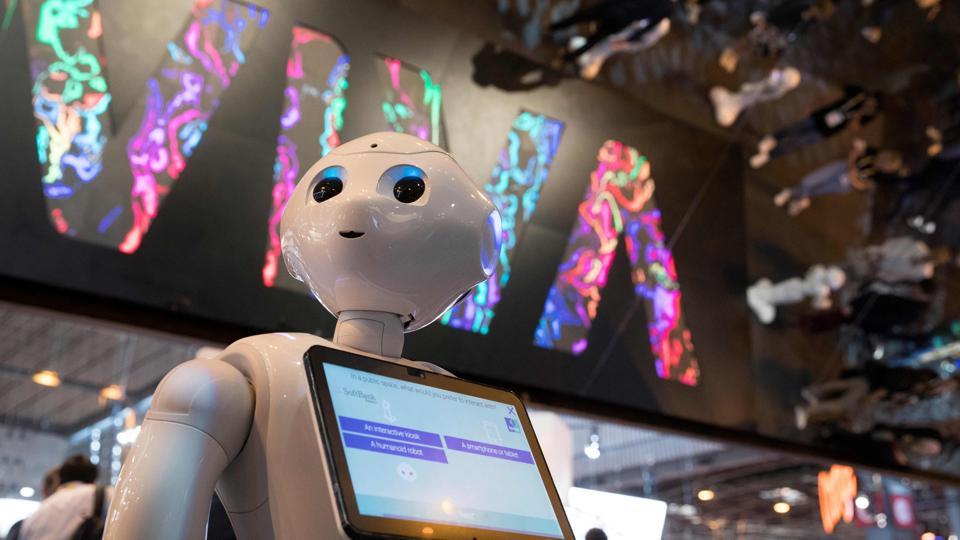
[[103, 132, 509, 539]]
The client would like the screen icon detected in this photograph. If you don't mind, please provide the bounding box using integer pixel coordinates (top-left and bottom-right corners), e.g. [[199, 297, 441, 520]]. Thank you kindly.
[[504, 417, 520, 433], [396, 462, 418, 482], [382, 399, 397, 422], [483, 420, 503, 443]]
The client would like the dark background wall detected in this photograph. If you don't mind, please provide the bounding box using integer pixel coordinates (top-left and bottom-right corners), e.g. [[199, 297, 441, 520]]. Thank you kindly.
[[0, 0, 753, 445]]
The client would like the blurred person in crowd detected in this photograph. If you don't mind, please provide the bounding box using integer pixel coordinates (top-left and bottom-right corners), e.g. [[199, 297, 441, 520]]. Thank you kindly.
[[718, 1, 833, 72], [809, 279, 942, 344], [750, 86, 880, 168], [549, 0, 674, 78], [5, 469, 60, 540], [42, 469, 60, 499], [773, 140, 906, 216], [748, 235, 938, 324], [573, 15, 672, 79], [585, 528, 608, 540], [471, 43, 564, 92], [747, 264, 846, 324], [846, 235, 935, 284], [861, 0, 941, 44], [20, 455, 111, 540], [709, 67, 802, 126], [796, 361, 939, 434]]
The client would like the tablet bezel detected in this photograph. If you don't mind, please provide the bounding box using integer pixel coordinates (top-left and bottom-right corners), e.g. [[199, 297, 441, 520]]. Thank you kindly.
[[304, 345, 574, 540]]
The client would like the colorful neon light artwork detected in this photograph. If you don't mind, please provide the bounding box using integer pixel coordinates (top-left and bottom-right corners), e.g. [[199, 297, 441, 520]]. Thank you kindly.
[[22, 0, 113, 238], [119, 0, 268, 253], [262, 26, 349, 289], [441, 110, 564, 333], [24, 0, 267, 251], [375, 55, 445, 148], [534, 140, 700, 386]]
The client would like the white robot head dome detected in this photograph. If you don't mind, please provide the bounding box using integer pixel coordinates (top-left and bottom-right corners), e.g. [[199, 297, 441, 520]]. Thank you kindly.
[[280, 132, 502, 332]]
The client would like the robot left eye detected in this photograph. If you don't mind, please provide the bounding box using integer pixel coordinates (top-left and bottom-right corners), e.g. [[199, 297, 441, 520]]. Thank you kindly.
[[394, 177, 425, 203], [380, 164, 427, 204], [312, 165, 346, 203]]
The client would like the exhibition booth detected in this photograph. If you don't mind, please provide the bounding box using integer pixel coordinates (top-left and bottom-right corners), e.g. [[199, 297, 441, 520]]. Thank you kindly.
[[1, 0, 959, 538]]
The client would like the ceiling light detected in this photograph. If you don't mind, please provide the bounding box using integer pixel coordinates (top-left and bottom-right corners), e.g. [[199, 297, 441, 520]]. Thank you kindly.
[[876, 513, 887, 528], [773, 502, 791, 514], [32, 370, 60, 388], [116, 425, 141, 446], [697, 489, 715, 502], [99, 384, 125, 401], [19, 487, 35, 498], [855, 495, 869, 509]]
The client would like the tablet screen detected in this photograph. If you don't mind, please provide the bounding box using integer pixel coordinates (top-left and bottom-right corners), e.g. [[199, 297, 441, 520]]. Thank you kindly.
[[313, 351, 568, 539]]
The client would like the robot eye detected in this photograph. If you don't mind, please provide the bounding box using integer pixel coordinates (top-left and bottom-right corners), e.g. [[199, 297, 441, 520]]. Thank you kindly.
[[312, 166, 345, 203], [380, 165, 428, 204], [394, 176, 425, 203], [313, 179, 342, 202]]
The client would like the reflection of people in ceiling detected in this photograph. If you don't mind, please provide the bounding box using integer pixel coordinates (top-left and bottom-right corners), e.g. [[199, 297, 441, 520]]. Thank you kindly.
[[861, 0, 943, 43], [750, 86, 880, 168], [773, 139, 907, 216], [709, 67, 802, 127], [471, 43, 564, 92], [747, 264, 846, 324], [718, 1, 834, 73], [575, 17, 672, 80], [747, 236, 938, 325], [549, 0, 674, 79]]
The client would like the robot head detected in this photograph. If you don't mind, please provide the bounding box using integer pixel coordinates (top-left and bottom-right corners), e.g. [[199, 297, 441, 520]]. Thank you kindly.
[[280, 132, 501, 332]]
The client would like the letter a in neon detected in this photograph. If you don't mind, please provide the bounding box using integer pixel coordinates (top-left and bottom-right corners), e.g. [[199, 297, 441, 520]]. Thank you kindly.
[[534, 140, 700, 386]]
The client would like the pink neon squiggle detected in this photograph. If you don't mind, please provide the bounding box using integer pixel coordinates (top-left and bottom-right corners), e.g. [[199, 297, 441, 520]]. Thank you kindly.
[[377, 56, 443, 147], [262, 27, 349, 288], [121, 0, 266, 253], [534, 140, 700, 386]]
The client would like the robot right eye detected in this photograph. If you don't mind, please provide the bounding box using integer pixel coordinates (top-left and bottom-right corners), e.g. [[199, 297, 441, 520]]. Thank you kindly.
[[313, 179, 342, 202], [312, 166, 345, 203]]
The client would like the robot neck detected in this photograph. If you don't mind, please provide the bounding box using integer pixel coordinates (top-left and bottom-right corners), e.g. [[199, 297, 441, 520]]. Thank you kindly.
[[333, 311, 404, 358]]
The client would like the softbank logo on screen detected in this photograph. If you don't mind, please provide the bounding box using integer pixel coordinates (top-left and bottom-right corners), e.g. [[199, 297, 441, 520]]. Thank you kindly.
[[17, 0, 698, 385]]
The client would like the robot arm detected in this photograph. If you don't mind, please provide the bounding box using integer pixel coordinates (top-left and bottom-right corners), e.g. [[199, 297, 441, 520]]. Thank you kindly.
[[104, 358, 254, 540]]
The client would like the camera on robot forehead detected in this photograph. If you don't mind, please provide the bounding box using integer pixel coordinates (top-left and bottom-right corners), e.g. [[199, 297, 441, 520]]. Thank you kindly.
[[280, 132, 503, 332]]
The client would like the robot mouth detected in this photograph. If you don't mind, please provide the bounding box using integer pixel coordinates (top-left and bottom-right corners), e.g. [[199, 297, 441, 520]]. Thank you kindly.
[[339, 230, 365, 239]]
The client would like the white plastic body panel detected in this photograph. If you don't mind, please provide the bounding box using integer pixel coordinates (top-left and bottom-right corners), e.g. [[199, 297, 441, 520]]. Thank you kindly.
[[105, 333, 451, 540]]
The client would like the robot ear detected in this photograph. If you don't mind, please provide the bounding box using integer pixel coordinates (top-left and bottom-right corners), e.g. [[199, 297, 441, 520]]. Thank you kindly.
[[480, 208, 502, 278], [281, 231, 306, 283]]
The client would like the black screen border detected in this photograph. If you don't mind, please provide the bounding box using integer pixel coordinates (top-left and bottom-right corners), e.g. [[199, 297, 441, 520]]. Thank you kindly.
[[304, 344, 575, 540]]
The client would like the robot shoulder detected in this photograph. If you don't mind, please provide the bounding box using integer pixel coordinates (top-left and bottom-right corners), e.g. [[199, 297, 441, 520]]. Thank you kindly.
[[148, 357, 255, 461]]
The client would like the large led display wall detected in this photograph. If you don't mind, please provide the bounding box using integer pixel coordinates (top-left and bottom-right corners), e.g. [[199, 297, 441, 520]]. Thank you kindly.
[[22, 0, 268, 252], [0, 0, 754, 455]]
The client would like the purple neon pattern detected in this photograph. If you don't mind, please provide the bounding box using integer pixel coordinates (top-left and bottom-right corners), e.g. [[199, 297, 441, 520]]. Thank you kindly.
[[442, 110, 564, 333], [262, 26, 349, 289], [534, 140, 699, 386], [22, 0, 112, 238], [375, 55, 445, 148], [118, 0, 268, 253]]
